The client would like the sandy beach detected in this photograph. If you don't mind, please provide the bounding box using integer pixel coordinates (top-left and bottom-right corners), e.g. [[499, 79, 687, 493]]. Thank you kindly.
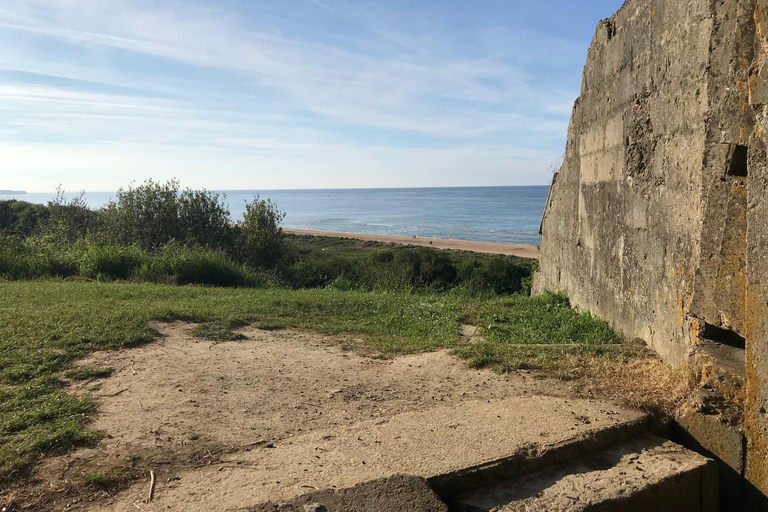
[[284, 228, 539, 259]]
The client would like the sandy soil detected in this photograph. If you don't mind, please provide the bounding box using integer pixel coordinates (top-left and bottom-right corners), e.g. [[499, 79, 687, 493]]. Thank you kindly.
[[283, 228, 539, 259], [5, 322, 642, 511]]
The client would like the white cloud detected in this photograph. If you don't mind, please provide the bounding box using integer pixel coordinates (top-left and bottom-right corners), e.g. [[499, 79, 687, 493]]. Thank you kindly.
[[0, 0, 580, 190]]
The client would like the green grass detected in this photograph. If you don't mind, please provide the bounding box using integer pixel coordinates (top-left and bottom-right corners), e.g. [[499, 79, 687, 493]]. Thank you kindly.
[[192, 321, 247, 341], [453, 291, 623, 377], [64, 366, 114, 381], [0, 280, 620, 483], [81, 468, 124, 490], [480, 291, 619, 346]]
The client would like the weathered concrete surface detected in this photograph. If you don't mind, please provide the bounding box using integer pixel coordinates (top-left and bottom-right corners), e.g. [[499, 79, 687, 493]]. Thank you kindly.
[[208, 398, 644, 510], [533, 0, 768, 507], [247, 436, 715, 512], [745, 0, 768, 505], [452, 435, 716, 512], [533, 0, 755, 364]]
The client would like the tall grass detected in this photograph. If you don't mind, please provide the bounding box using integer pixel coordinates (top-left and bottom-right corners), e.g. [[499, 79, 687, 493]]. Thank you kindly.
[[1, 232, 538, 295], [136, 242, 263, 287], [0, 234, 76, 279], [76, 241, 145, 280]]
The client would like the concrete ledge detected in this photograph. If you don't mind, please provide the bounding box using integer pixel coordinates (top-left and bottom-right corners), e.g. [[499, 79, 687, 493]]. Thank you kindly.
[[453, 435, 717, 512], [428, 415, 649, 499]]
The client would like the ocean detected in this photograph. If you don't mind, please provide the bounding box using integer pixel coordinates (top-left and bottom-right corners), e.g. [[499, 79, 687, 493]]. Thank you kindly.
[[6, 186, 548, 246]]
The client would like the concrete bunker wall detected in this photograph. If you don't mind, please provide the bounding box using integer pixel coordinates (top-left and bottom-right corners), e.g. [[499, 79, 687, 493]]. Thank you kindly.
[[533, 0, 768, 505]]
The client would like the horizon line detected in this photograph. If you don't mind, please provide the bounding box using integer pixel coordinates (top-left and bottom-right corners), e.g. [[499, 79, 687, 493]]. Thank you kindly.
[[10, 183, 553, 195]]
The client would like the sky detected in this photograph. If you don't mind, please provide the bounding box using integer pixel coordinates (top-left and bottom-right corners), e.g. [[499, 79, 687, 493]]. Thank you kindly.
[[0, 0, 624, 192]]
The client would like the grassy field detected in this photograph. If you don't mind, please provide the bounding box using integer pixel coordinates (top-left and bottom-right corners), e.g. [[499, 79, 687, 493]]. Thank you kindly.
[[0, 280, 622, 481]]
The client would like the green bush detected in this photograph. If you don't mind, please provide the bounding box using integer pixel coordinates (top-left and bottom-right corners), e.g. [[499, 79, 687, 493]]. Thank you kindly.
[[100, 179, 234, 251], [392, 247, 457, 291], [177, 189, 234, 249], [0, 234, 76, 279], [77, 242, 144, 280], [370, 250, 395, 264], [285, 254, 356, 288], [520, 259, 539, 295], [138, 243, 254, 287], [239, 196, 286, 270], [458, 257, 531, 295], [100, 179, 182, 250], [0, 200, 50, 236], [0, 235, 37, 279], [42, 188, 99, 245]]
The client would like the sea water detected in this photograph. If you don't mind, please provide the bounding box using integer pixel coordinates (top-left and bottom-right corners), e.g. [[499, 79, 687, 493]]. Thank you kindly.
[[7, 186, 548, 246]]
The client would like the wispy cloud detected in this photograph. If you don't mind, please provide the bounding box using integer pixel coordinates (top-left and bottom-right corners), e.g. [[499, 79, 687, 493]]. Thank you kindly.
[[0, 0, 587, 191]]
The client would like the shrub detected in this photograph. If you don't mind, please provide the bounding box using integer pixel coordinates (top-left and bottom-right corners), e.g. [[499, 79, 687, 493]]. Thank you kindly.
[[370, 250, 395, 264], [0, 234, 36, 278], [0, 234, 77, 279], [239, 197, 286, 270], [520, 259, 539, 295], [0, 200, 50, 236], [100, 179, 233, 251], [285, 254, 355, 288], [138, 243, 253, 287], [392, 247, 457, 291], [77, 242, 144, 280], [42, 188, 99, 245], [456, 255, 536, 295], [475, 257, 530, 295], [177, 189, 234, 249]]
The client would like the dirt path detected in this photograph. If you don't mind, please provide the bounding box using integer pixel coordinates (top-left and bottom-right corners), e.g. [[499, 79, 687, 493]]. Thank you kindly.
[[283, 228, 540, 259], [10, 322, 641, 511]]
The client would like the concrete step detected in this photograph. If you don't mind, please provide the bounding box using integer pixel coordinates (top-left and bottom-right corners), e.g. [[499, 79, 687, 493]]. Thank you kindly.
[[449, 434, 717, 512], [240, 401, 649, 512], [690, 341, 746, 405], [677, 340, 746, 510]]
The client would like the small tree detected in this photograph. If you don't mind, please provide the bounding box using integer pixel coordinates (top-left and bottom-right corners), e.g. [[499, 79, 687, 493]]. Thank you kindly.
[[177, 188, 233, 249], [43, 187, 98, 244], [100, 179, 233, 251], [240, 196, 286, 269], [0, 200, 50, 236], [101, 179, 181, 250]]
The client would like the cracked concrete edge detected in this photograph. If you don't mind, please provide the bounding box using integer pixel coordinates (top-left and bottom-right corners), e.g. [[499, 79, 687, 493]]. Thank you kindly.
[[428, 414, 649, 500]]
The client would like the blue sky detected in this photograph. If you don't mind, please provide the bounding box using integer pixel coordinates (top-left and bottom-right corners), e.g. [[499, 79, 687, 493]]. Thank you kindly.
[[1, 0, 623, 192]]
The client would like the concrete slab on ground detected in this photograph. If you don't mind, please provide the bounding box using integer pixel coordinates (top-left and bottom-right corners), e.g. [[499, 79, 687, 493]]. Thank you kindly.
[[452, 434, 717, 512]]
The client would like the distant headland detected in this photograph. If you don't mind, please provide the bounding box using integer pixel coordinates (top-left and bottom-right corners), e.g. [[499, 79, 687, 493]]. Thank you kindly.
[[0, 190, 27, 195]]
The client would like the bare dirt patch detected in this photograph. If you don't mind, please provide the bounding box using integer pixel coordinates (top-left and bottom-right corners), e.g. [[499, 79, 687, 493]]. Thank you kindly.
[[3, 322, 642, 511]]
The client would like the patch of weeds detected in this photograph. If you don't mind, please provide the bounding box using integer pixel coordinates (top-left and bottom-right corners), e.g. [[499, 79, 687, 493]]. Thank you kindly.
[[64, 366, 114, 381], [454, 342, 628, 379], [481, 291, 620, 346], [252, 321, 285, 331], [81, 468, 124, 490], [192, 321, 246, 341]]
